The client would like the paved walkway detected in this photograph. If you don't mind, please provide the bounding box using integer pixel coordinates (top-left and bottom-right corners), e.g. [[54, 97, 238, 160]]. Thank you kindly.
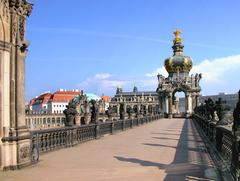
[[1, 119, 218, 181]]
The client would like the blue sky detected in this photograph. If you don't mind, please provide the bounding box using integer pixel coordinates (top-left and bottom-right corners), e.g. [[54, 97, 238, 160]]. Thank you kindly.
[[26, 0, 240, 100]]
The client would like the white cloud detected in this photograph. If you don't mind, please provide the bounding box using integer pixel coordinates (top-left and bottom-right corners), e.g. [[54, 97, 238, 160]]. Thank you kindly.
[[94, 73, 111, 80], [78, 73, 130, 95], [190, 55, 240, 83], [146, 66, 168, 77]]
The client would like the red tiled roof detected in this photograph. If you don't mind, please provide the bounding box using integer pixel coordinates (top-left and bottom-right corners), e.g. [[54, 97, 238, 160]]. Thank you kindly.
[[32, 93, 52, 105], [29, 98, 36, 106], [101, 96, 111, 102], [30, 90, 81, 105], [50, 91, 80, 102]]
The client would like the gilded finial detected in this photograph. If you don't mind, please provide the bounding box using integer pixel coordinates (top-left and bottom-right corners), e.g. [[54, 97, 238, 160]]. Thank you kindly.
[[173, 29, 182, 44]]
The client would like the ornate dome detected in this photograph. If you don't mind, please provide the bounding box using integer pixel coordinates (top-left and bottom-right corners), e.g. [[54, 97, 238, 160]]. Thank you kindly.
[[164, 30, 193, 73]]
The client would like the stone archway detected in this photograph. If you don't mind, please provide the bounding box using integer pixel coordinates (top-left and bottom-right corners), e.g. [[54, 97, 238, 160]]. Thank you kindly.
[[172, 89, 186, 118], [157, 30, 202, 118]]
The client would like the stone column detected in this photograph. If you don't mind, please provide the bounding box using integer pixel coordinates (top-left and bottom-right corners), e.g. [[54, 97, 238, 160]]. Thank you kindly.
[[168, 94, 173, 119], [0, 1, 33, 170], [145, 105, 148, 115], [186, 93, 192, 117], [189, 94, 192, 114], [165, 97, 169, 114], [137, 104, 141, 115], [117, 104, 120, 115], [196, 94, 200, 107]]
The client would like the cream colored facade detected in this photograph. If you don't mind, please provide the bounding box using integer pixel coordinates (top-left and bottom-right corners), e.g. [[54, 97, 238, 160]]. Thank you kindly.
[[0, 0, 32, 170]]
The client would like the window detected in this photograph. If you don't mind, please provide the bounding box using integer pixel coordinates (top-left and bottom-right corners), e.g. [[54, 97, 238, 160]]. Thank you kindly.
[[57, 117, 60, 123], [43, 118, 46, 124]]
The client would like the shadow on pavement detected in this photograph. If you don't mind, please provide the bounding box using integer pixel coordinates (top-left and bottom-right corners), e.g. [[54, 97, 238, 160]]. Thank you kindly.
[[115, 119, 216, 181]]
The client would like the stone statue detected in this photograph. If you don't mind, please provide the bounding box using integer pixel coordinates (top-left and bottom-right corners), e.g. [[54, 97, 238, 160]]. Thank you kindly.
[[195, 73, 202, 87], [215, 98, 224, 121], [211, 111, 219, 123], [126, 106, 134, 119], [63, 107, 78, 127], [205, 98, 215, 120], [119, 103, 125, 120], [233, 90, 240, 133], [90, 100, 99, 124]]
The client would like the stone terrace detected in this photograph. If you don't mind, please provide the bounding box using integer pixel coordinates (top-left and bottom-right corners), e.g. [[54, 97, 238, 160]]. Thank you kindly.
[[0, 118, 218, 181]]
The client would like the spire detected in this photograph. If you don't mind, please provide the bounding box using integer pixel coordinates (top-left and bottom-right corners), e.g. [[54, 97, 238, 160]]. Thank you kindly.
[[172, 29, 184, 55]]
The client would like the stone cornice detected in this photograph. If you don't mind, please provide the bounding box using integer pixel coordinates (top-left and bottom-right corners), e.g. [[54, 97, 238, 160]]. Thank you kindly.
[[9, 0, 33, 17]]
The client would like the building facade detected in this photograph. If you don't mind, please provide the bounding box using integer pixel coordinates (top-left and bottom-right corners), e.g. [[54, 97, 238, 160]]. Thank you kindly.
[[109, 86, 160, 119], [29, 89, 81, 114]]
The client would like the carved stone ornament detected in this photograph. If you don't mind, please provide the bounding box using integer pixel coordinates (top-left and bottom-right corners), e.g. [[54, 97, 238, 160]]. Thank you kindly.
[[11, 15, 17, 39], [19, 145, 30, 160], [0, 0, 9, 21], [9, 0, 33, 17], [19, 16, 25, 41]]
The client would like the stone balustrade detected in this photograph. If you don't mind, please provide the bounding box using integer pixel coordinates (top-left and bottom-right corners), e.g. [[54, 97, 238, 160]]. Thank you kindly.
[[25, 113, 66, 130], [192, 114, 237, 180]]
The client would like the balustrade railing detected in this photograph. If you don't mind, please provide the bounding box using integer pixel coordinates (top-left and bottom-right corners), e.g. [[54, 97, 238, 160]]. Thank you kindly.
[[192, 114, 235, 179], [30, 115, 162, 161]]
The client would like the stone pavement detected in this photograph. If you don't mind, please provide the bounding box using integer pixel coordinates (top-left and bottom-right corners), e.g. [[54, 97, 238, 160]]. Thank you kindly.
[[0, 119, 218, 181]]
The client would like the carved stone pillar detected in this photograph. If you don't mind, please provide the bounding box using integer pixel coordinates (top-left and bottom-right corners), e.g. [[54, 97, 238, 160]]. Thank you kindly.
[[117, 104, 120, 114], [186, 93, 192, 117], [165, 96, 169, 114], [0, 0, 33, 170], [168, 94, 173, 119], [145, 105, 148, 115]]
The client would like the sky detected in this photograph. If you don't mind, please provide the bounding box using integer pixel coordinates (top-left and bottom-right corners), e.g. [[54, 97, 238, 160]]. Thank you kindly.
[[25, 0, 240, 101]]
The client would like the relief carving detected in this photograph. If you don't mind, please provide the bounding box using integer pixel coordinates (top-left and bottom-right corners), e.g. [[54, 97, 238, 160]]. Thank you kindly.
[[19, 145, 30, 160], [1, 0, 9, 21], [19, 16, 25, 41]]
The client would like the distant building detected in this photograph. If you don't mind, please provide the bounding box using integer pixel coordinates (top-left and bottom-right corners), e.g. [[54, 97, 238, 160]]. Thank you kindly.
[[28, 90, 109, 114], [178, 92, 238, 112], [110, 86, 159, 116], [30, 92, 52, 113], [199, 92, 238, 111], [101, 95, 112, 111], [47, 90, 80, 114], [29, 89, 81, 114]]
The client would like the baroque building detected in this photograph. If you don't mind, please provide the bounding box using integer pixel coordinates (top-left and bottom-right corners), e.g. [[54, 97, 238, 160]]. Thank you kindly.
[[110, 86, 160, 119], [0, 0, 33, 170], [157, 30, 202, 118]]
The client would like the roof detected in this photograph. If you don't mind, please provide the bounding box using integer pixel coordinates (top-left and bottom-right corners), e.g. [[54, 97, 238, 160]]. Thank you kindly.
[[32, 93, 52, 105], [85, 93, 101, 101], [30, 90, 81, 105], [50, 91, 80, 102], [101, 96, 111, 102], [115, 91, 158, 97]]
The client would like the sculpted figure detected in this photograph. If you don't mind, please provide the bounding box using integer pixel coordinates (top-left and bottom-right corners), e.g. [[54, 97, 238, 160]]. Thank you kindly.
[[212, 111, 219, 123], [90, 100, 99, 124], [215, 98, 224, 121], [119, 103, 125, 120], [195, 73, 202, 87], [233, 90, 240, 133], [63, 107, 78, 126]]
